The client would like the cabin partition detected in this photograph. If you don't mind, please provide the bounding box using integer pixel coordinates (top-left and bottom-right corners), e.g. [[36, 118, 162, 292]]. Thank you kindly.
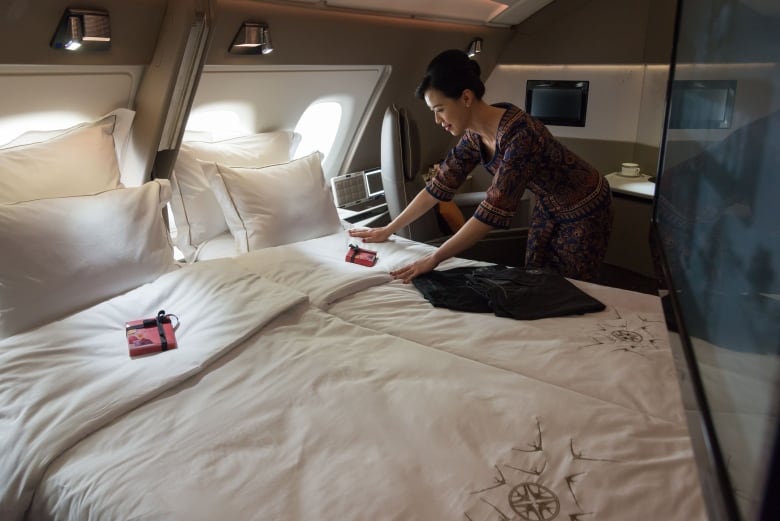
[[652, 0, 780, 519]]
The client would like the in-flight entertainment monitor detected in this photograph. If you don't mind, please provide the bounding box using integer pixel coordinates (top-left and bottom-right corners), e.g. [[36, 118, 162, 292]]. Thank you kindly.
[[525, 80, 589, 127]]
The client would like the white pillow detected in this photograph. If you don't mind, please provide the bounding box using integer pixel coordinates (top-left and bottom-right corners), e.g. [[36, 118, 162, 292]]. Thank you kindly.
[[0, 109, 136, 186], [181, 129, 213, 142], [0, 180, 177, 339], [179, 130, 296, 167], [0, 116, 122, 204], [170, 131, 298, 262], [204, 151, 343, 252], [169, 149, 229, 262], [181, 130, 302, 158], [193, 231, 239, 261]]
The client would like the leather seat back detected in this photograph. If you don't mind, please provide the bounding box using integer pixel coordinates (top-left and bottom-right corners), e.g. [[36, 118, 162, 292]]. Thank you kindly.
[[380, 104, 440, 240]]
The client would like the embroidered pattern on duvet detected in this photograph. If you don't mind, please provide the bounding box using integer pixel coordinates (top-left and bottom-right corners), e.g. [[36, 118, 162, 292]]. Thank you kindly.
[[576, 308, 668, 358], [464, 418, 619, 521]]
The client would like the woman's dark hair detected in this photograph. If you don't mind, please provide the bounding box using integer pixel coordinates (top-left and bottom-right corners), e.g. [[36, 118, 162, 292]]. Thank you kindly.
[[414, 49, 485, 101]]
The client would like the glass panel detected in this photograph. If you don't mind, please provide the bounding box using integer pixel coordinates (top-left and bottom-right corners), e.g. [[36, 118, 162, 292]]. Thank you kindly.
[[654, 0, 780, 519]]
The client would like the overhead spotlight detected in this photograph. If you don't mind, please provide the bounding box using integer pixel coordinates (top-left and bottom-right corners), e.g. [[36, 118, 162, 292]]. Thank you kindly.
[[259, 25, 273, 55], [229, 22, 273, 55], [50, 8, 111, 51], [466, 37, 483, 58]]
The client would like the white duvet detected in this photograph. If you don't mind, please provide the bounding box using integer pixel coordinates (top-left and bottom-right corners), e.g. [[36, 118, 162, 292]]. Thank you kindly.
[[233, 231, 687, 423], [232, 229, 488, 309], [0, 234, 707, 520], [0, 260, 306, 520]]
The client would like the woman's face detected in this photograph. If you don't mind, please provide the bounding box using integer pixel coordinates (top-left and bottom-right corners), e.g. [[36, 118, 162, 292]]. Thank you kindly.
[[424, 88, 469, 136]]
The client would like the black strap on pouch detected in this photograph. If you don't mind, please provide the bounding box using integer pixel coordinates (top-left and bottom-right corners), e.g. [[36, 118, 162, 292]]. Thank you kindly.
[[141, 309, 170, 351]]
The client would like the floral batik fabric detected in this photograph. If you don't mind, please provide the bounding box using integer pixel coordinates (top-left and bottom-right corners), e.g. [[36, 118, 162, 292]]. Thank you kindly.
[[426, 102, 613, 281]]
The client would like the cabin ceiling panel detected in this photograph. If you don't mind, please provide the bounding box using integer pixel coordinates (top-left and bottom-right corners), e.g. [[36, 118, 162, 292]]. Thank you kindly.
[[254, 0, 553, 26]]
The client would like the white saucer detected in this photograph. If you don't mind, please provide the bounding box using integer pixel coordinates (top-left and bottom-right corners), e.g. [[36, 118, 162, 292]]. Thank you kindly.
[[615, 172, 644, 178]]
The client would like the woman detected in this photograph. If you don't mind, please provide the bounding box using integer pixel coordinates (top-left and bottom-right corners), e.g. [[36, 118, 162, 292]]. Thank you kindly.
[[349, 49, 612, 283]]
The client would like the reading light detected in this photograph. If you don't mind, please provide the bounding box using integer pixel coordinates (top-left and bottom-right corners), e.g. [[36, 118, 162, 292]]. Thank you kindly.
[[50, 8, 111, 51], [260, 26, 273, 55], [229, 22, 273, 55], [466, 37, 483, 58]]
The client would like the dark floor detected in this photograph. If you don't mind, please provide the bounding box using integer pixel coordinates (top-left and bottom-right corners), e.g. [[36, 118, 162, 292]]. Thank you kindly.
[[595, 263, 659, 295]]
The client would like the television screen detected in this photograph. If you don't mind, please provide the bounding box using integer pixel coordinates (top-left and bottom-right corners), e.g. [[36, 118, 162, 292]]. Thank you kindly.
[[525, 80, 589, 127], [364, 168, 384, 197], [669, 80, 736, 129]]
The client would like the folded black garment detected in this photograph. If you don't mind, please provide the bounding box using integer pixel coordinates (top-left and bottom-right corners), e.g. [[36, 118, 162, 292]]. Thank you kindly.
[[411, 267, 494, 313], [412, 266, 605, 320]]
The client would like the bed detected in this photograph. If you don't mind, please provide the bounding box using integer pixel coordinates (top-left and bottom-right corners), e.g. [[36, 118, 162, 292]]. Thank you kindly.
[[0, 118, 707, 520]]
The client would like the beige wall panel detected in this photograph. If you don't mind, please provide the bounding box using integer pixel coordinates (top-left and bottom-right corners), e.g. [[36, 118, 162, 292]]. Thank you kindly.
[[499, 0, 670, 65], [0, 66, 141, 145], [0, 0, 166, 65], [190, 65, 387, 177], [485, 64, 646, 142]]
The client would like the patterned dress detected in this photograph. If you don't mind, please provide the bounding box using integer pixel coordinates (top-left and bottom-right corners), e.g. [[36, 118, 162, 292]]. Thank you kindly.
[[426, 103, 613, 281]]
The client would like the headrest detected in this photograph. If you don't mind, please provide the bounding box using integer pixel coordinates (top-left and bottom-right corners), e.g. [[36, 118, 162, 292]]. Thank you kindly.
[[382, 104, 419, 181], [380, 104, 441, 240]]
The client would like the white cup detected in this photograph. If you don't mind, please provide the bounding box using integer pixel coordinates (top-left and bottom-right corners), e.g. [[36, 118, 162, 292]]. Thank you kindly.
[[620, 162, 641, 177]]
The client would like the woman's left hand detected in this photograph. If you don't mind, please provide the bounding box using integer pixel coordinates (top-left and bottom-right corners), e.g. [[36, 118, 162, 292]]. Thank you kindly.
[[390, 254, 439, 283]]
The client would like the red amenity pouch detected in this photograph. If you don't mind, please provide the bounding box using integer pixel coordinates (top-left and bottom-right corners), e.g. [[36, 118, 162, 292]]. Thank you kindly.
[[126, 310, 179, 358], [345, 244, 378, 267]]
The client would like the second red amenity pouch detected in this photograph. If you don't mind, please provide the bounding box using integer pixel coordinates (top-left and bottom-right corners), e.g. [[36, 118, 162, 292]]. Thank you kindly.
[[345, 244, 378, 267]]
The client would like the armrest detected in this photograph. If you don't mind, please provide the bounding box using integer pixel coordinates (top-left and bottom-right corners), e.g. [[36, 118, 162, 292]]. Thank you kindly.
[[452, 191, 486, 207]]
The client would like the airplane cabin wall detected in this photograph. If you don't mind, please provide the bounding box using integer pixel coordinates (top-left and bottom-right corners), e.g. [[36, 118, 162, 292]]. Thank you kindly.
[[192, 0, 677, 182], [478, 0, 678, 278], [1, 0, 677, 184], [188, 64, 391, 179], [2, 0, 680, 276], [0, 0, 214, 185], [208, 0, 514, 177], [491, 0, 677, 178]]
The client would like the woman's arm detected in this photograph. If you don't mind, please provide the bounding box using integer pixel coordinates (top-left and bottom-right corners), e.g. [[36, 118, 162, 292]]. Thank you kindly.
[[348, 188, 439, 243], [390, 216, 494, 283]]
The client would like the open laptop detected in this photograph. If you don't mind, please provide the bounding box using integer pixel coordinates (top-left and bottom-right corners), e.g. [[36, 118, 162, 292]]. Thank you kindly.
[[331, 168, 385, 213]]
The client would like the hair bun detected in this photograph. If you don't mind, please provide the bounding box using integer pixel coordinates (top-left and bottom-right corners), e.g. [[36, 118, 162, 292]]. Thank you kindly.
[[467, 58, 481, 79], [416, 48, 487, 101]]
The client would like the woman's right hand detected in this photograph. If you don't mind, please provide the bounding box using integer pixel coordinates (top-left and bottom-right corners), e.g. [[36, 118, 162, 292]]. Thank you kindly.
[[348, 226, 393, 243]]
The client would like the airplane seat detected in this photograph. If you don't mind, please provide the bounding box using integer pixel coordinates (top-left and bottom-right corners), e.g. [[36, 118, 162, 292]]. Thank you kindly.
[[380, 104, 530, 266], [380, 104, 498, 241], [380, 104, 441, 241]]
